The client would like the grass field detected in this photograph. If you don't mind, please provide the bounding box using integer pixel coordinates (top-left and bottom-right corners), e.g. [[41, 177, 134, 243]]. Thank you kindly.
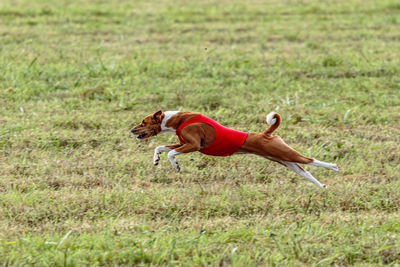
[[1, 0, 400, 265]]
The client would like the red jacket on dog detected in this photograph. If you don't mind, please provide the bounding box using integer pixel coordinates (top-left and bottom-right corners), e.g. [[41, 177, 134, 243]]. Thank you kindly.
[[176, 114, 248, 156]]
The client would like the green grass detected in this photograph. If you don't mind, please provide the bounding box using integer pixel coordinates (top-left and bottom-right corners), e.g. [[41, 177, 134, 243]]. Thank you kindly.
[[1, 0, 400, 265]]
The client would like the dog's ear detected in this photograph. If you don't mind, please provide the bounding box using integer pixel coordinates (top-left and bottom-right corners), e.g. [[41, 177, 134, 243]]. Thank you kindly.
[[153, 110, 163, 123]]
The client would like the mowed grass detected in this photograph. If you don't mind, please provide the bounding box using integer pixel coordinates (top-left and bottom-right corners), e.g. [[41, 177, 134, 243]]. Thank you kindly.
[[1, 0, 400, 265]]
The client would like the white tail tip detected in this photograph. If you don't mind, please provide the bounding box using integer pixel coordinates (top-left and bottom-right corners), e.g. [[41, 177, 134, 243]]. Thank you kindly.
[[266, 112, 277, 125]]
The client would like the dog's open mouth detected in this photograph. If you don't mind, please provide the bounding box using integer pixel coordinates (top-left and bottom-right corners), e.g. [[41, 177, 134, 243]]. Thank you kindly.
[[137, 132, 147, 139]]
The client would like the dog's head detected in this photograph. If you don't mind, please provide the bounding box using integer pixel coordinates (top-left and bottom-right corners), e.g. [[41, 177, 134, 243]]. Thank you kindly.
[[130, 110, 164, 140]]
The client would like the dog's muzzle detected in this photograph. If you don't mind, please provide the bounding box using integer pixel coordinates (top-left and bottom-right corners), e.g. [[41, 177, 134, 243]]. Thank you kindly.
[[137, 132, 147, 139], [131, 126, 159, 140], [130, 128, 148, 139]]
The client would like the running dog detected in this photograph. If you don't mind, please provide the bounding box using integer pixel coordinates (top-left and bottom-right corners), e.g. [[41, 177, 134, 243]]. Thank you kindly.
[[131, 110, 339, 188]]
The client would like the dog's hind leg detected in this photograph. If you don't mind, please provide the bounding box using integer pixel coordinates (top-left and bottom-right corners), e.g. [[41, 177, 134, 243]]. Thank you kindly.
[[264, 138, 338, 172], [282, 161, 326, 188], [308, 159, 339, 172]]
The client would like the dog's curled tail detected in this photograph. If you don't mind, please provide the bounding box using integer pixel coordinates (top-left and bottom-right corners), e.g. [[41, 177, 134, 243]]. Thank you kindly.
[[264, 112, 281, 135]]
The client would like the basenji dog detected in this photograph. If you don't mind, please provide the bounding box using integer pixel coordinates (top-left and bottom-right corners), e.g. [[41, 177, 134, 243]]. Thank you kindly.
[[130, 110, 339, 188]]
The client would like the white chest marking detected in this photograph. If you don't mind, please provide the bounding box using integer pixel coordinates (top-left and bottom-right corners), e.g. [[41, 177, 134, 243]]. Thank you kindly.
[[160, 111, 179, 133]]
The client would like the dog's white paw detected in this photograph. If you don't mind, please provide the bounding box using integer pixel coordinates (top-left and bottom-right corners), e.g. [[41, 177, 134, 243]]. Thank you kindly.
[[153, 153, 161, 166], [330, 164, 339, 172], [172, 162, 181, 172], [167, 150, 181, 172]]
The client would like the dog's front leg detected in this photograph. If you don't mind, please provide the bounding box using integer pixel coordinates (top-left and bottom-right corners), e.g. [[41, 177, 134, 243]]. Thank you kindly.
[[167, 143, 202, 172], [167, 149, 182, 171], [167, 126, 202, 171], [167, 143, 200, 171], [153, 144, 182, 166]]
